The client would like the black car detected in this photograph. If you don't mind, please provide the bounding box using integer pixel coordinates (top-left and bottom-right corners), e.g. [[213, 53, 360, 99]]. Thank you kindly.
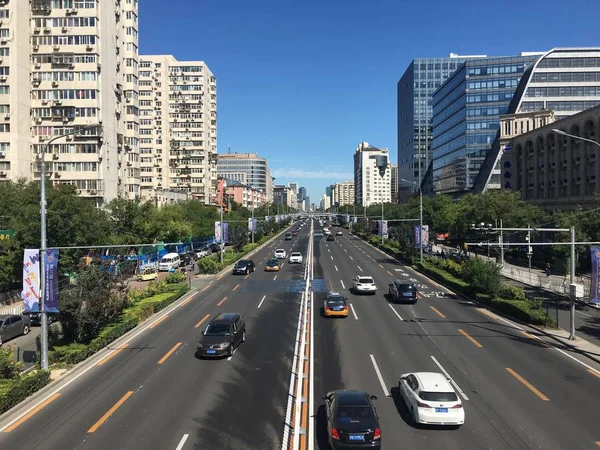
[[210, 242, 223, 253], [388, 280, 418, 304], [285, 233, 293, 240], [323, 390, 381, 449], [23, 311, 57, 326], [197, 313, 246, 358], [233, 259, 255, 275], [327, 234, 335, 241]]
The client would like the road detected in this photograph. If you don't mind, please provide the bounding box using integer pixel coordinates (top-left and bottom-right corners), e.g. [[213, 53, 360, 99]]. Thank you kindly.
[[0, 224, 310, 450], [313, 228, 600, 449], [1, 219, 599, 449]]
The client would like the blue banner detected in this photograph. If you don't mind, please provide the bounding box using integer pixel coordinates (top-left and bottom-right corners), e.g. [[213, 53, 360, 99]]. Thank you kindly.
[[44, 249, 60, 313], [590, 247, 600, 306]]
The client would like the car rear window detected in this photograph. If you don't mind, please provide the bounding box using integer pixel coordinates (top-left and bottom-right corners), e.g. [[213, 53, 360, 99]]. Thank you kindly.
[[291, 253, 301, 257], [327, 299, 346, 307], [419, 391, 458, 402], [336, 405, 375, 422], [358, 277, 373, 284]]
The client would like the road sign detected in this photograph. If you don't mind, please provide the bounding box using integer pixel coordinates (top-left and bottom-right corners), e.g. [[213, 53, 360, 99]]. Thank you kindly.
[[0, 230, 14, 241]]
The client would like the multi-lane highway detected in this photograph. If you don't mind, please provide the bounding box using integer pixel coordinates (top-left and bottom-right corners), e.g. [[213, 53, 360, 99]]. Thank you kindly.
[[314, 225, 600, 450], [0, 217, 599, 450]]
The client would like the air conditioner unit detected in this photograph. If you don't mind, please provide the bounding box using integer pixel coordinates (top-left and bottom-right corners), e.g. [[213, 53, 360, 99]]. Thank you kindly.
[[41, 99, 48, 105], [34, 27, 41, 33], [0, 171, 6, 178], [54, 173, 61, 179], [33, 45, 39, 51], [53, 100, 62, 105], [70, 8, 78, 15], [0, 76, 7, 82], [86, 44, 93, 51], [0, 152, 5, 158], [125, 98, 131, 103], [43, 27, 50, 33], [34, 63, 41, 69], [52, 154, 59, 160], [62, 26, 68, 33], [89, 190, 97, 195], [36, 117, 42, 123], [4, 114, 9, 120], [52, 45, 60, 51], [62, 117, 69, 123], [0, 38, 7, 45], [38, 136, 45, 143], [51, 81, 58, 87], [66, 135, 72, 141]]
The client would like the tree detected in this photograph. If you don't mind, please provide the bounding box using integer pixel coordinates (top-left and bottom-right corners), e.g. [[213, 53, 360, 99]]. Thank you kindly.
[[228, 222, 249, 252]]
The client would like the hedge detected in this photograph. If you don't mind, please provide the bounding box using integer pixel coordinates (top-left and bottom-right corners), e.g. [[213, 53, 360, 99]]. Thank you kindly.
[[50, 283, 189, 365], [0, 370, 51, 414]]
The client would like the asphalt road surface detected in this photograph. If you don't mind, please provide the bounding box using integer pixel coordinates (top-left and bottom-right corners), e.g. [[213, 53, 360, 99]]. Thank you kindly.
[[1, 218, 599, 450]]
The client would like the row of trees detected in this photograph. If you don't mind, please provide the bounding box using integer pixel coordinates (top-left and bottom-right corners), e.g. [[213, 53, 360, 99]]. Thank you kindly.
[[0, 180, 287, 291], [335, 190, 600, 273]]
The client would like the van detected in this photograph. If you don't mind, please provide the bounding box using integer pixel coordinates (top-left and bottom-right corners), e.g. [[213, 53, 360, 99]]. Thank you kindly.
[[158, 253, 180, 271]]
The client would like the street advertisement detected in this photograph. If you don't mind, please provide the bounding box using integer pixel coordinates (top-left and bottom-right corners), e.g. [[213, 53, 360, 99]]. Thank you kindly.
[[44, 249, 60, 313], [276, 215, 281, 224], [589, 246, 600, 306], [378, 220, 388, 237], [21, 249, 41, 312], [215, 221, 230, 243], [414, 225, 430, 249], [265, 216, 271, 222], [248, 217, 257, 232]]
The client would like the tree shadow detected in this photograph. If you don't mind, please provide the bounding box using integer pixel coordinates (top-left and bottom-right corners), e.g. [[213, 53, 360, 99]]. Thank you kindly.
[[315, 404, 330, 450]]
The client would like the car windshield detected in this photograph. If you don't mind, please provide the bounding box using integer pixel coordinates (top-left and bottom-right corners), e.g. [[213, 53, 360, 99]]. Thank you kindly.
[[204, 324, 231, 336], [336, 405, 375, 422], [268, 259, 279, 265], [419, 391, 458, 402], [358, 277, 373, 284]]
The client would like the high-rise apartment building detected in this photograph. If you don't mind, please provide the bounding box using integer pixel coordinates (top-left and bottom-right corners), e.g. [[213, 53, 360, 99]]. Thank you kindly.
[[390, 164, 398, 203], [2, 0, 141, 205], [298, 186, 306, 201], [288, 181, 298, 195], [353, 142, 391, 207], [333, 181, 354, 206], [431, 54, 539, 195], [217, 152, 272, 202], [273, 184, 296, 208], [138, 55, 217, 205], [397, 54, 487, 197]]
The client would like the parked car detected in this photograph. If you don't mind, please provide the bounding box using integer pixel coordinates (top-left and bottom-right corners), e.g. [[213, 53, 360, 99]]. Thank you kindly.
[[388, 281, 418, 304], [0, 314, 31, 346], [323, 389, 381, 448], [352, 276, 377, 295], [196, 313, 246, 358], [233, 259, 255, 275], [210, 243, 223, 253], [196, 246, 211, 259], [22, 311, 57, 327]]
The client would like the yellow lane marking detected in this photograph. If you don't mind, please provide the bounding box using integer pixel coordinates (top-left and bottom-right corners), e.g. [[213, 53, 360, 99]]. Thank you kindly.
[[97, 344, 129, 366], [244, 275, 249, 280], [520, 331, 550, 348], [378, 264, 384, 268], [232, 284, 240, 291], [149, 314, 169, 329], [506, 368, 549, 401], [179, 295, 194, 307], [201, 285, 209, 293], [3, 393, 61, 433], [387, 270, 393, 276], [158, 342, 182, 365], [430, 306, 446, 318], [194, 313, 210, 328], [458, 329, 483, 348], [476, 307, 497, 320], [589, 369, 600, 379], [217, 296, 228, 306], [88, 391, 134, 433]]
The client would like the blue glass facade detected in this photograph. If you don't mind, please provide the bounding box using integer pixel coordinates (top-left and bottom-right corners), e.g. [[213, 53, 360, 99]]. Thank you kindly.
[[431, 55, 539, 194]]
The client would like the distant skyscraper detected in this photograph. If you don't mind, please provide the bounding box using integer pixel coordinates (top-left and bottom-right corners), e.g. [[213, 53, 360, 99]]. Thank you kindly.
[[288, 182, 299, 195], [298, 186, 307, 201], [353, 142, 391, 207]]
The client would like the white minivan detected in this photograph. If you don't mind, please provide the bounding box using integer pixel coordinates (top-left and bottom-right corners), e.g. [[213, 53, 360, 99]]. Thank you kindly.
[[158, 253, 181, 271]]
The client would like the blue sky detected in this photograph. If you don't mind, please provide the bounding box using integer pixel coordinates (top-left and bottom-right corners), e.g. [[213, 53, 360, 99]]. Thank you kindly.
[[140, 0, 599, 202]]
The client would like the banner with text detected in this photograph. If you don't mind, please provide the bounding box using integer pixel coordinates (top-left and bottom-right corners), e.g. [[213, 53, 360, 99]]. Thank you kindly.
[[248, 217, 258, 232], [414, 225, 430, 249], [215, 221, 229, 243], [44, 249, 60, 313], [21, 249, 41, 313], [590, 247, 600, 306], [378, 220, 388, 237]]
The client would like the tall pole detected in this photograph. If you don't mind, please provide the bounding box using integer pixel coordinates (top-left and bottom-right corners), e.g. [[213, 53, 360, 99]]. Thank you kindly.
[[251, 203, 255, 244], [569, 226, 576, 340], [220, 203, 224, 264], [381, 199, 384, 245], [419, 186, 423, 263]]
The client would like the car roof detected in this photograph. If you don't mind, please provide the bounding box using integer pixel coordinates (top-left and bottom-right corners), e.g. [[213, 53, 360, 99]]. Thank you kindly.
[[267, 258, 279, 263], [291, 252, 301, 255], [275, 248, 285, 251], [211, 313, 240, 324], [413, 372, 454, 391], [334, 390, 370, 405], [237, 259, 252, 263], [358, 275, 373, 279], [394, 280, 415, 286]]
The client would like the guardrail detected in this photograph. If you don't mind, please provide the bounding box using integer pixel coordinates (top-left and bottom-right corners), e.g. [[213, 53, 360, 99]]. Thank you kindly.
[[0, 302, 24, 315]]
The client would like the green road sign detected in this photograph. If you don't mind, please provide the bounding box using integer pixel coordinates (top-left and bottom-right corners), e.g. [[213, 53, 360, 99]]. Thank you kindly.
[[0, 230, 14, 241]]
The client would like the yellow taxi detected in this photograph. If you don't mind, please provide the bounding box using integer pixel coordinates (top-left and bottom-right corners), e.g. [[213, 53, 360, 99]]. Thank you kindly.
[[137, 265, 158, 281], [265, 258, 280, 271], [323, 293, 349, 318]]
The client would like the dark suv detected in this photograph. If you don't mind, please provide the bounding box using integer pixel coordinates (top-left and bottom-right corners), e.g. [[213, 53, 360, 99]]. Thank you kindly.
[[388, 281, 418, 304], [197, 313, 246, 358], [233, 259, 255, 275]]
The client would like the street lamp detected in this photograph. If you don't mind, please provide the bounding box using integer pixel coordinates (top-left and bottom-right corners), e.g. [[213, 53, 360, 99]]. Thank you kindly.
[[400, 178, 424, 263], [552, 129, 600, 148], [39, 123, 102, 370], [220, 179, 226, 264]]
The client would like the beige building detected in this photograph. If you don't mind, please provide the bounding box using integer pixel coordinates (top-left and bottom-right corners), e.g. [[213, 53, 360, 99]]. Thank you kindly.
[[0, 0, 141, 204], [353, 142, 392, 207], [333, 181, 354, 206], [504, 104, 600, 209], [138, 56, 216, 205]]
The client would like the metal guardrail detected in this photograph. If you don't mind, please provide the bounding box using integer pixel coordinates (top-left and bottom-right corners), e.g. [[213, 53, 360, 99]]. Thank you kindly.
[[500, 265, 591, 297], [0, 302, 24, 315]]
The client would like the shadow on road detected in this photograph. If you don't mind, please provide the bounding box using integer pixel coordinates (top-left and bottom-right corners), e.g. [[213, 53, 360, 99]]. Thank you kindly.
[[315, 404, 329, 450]]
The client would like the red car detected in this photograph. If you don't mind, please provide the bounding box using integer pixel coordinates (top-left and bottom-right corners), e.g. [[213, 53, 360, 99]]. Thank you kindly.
[[292, 231, 298, 236]]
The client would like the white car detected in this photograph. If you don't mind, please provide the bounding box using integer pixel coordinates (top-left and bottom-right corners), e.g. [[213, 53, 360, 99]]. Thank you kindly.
[[352, 275, 377, 294], [289, 252, 303, 264], [336, 230, 343, 236], [196, 247, 210, 259], [399, 372, 464, 426], [274, 249, 287, 259]]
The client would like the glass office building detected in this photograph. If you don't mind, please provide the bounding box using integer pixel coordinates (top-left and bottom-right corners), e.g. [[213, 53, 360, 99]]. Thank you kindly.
[[397, 54, 487, 196], [431, 54, 540, 194]]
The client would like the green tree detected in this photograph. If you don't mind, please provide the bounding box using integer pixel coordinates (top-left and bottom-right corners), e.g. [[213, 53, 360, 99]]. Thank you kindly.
[[461, 257, 502, 297], [228, 222, 249, 252]]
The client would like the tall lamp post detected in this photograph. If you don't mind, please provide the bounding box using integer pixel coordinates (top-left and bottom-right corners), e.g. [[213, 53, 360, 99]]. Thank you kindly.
[[400, 178, 424, 263], [39, 123, 101, 370], [220, 179, 226, 264], [552, 129, 600, 149]]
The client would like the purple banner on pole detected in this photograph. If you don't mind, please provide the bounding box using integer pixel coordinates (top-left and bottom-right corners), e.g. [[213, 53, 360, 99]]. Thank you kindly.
[[44, 249, 60, 313], [590, 246, 600, 306], [223, 222, 229, 243]]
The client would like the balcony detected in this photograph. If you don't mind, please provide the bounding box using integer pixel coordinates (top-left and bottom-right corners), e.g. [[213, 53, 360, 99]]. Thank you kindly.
[[31, 0, 52, 14]]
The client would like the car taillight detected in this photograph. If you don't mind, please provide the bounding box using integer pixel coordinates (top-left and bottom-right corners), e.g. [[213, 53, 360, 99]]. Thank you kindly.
[[331, 428, 340, 440], [417, 401, 430, 408], [344, 305, 348, 310], [451, 404, 463, 409], [373, 427, 381, 439]]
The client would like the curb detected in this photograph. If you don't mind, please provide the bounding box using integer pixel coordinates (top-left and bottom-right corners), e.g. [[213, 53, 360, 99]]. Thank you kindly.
[[350, 232, 600, 367]]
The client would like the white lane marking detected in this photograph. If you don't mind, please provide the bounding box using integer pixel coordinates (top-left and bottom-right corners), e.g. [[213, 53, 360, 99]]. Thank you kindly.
[[357, 265, 363, 272], [369, 354, 390, 397], [330, 255, 334, 261], [328, 248, 331, 253], [350, 303, 359, 320], [344, 249, 347, 253], [430, 355, 469, 401], [480, 308, 523, 331], [175, 434, 189, 450], [349, 255, 354, 260], [388, 304, 404, 321], [273, 275, 278, 280], [335, 265, 338, 272], [281, 263, 285, 268], [340, 280, 345, 289], [577, 310, 593, 317], [258, 295, 266, 308], [553, 346, 600, 377], [308, 290, 315, 450], [394, 269, 403, 272]]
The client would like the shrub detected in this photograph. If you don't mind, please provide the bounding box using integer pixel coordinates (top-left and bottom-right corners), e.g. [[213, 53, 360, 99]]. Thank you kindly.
[[166, 272, 186, 284], [499, 285, 527, 301], [461, 258, 501, 297], [0, 370, 51, 414], [197, 256, 220, 274], [0, 346, 21, 379]]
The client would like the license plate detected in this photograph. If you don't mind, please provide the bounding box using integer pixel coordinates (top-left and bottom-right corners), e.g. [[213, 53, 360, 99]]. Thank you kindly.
[[435, 408, 448, 413], [206, 350, 216, 354], [334, 307, 343, 311], [349, 434, 364, 441], [403, 292, 413, 297]]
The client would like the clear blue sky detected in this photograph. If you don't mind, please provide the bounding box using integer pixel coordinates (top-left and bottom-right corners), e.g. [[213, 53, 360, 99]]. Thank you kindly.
[[140, 0, 599, 203]]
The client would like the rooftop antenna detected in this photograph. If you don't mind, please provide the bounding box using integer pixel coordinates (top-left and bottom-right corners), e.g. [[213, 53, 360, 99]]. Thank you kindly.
[[228, 146, 231, 154]]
